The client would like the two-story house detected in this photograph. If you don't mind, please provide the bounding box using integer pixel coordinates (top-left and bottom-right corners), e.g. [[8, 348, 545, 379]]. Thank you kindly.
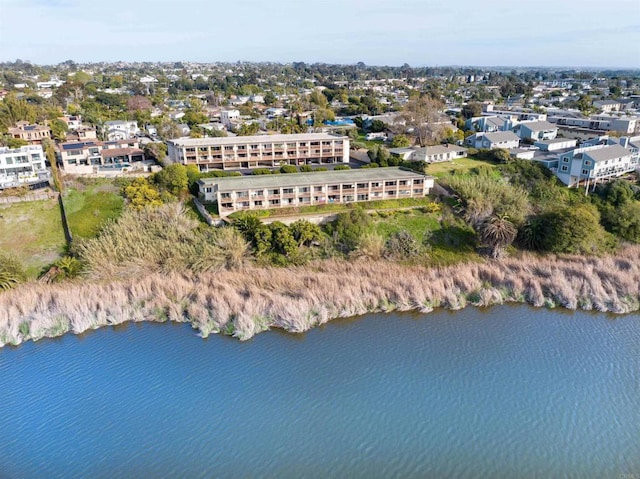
[[465, 131, 520, 150]]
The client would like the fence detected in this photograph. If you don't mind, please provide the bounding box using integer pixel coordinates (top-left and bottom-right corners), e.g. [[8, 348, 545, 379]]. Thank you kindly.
[[0, 191, 56, 204]]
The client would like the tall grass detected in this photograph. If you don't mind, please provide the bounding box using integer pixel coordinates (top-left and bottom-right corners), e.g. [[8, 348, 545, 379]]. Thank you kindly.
[[1, 246, 639, 347]]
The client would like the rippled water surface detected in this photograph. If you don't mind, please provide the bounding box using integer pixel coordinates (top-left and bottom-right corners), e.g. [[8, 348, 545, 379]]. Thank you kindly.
[[0, 305, 638, 478]]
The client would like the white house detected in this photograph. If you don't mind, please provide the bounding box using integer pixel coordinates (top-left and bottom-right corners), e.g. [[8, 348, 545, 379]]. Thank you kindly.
[[103, 120, 140, 141], [465, 131, 520, 149], [517, 121, 558, 141], [390, 145, 468, 163], [0, 145, 48, 188], [556, 144, 637, 188], [220, 109, 240, 127]]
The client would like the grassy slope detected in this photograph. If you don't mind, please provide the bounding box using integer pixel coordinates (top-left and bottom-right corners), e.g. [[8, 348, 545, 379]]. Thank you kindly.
[[424, 156, 498, 178], [369, 209, 479, 265], [63, 181, 124, 239], [0, 200, 66, 278]]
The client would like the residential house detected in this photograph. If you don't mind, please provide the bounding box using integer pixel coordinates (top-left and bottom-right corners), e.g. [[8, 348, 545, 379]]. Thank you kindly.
[[0, 145, 48, 188], [593, 100, 622, 112], [198, 167, 435, 216], [390, 144, 468, 163], [220, 109, 240, 127], [534, 138, 577, 152], [555, 144, 637, 188], [103, 120, 140, 141], [58, 139, 144, 174], [516, 121, 558, 141], [8, 121, 52, 145], [465, 131, 520, 150], [167, 133, 349, 172]]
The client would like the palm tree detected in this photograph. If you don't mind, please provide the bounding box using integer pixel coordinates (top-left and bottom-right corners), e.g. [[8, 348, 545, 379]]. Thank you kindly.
[[478, 214, 517, 259]]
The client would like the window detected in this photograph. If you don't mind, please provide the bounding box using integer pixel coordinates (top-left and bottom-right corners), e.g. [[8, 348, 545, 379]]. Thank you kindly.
[[314, 186, 323, 192], [283, 188, 294, 194], [561, 165, 568, 172], [562, 157, 569, 163], [385, 181, 396, 186], [356, 183, 367, 188], [270, 189, 279, 195], [582, 169, 589, 175], [584, 160, 591, 166]]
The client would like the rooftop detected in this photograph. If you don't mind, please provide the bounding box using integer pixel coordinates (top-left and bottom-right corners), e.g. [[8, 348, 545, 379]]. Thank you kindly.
[[199, 167, 431, 192], [484, 131, 520, 142], [520, 120, 556, 131], [584, 145, 633, 162], [169, 133, 348, 147]]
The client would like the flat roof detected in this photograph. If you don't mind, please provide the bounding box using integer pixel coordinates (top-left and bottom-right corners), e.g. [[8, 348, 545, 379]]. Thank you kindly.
[[199, 167, 431, 192], [169, 133, 348, 147]]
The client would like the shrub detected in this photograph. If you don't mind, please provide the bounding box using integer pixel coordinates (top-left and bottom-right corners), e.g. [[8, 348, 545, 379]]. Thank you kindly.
[[0, 252, 26, 291], [252, 168, 274, 175], [334, 165, 351, 171], [384, 230, 422, 260], [280, 165, 299, 174]]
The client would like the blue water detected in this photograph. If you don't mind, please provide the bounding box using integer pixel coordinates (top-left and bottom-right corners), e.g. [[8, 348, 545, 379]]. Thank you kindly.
[[0, 306, 638, 478]]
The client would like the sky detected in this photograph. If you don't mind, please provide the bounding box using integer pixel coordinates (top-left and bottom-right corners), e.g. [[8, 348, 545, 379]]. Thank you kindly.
[[0, 0, 639, 68]]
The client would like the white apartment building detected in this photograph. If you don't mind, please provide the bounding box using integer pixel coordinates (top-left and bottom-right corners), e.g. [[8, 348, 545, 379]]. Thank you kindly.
[[0, 145, 48, 188], [167, 133, 350, 172], [198, 167, 435, 216]]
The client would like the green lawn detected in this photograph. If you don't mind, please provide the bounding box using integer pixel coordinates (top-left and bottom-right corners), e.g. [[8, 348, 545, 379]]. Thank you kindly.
[[356, 133, 388, 150], [368, 208, 481, 266], [63, 180, 124, 239], [424, 156, 498, 178], [0, 200, 67, 278]]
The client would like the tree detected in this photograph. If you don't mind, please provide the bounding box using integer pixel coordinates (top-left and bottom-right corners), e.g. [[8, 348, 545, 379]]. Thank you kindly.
[[401, 95, 447, 146], [127, 96, 152, 113], [236, 122, 260, 136], [290, 220, 322, 247], [269, 222, 298, 256], [309, 89, 328, 108], [153, 164, 189, 196], [49, 119, 68, 141], [529, 205, 611, 254], [123, 178, 163, 210], [143, 142, 167, 163], [576, 95, 594, 115], [461, 102, 482, 119], [477, 214, 517, 258], [390, 134, 411, 148]]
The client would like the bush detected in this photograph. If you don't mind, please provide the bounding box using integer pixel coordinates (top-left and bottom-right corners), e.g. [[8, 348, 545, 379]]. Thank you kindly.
[[0, 252, 27, 291], [384, 230, 422, 260], [334, 165, 351, 171], [280, 165, 298, 174], [252, 168, 274, 175]]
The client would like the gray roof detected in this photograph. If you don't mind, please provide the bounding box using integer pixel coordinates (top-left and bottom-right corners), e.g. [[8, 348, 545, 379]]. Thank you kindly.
[[584, 145, 633, 162], [484, 131, 519, 143], [199, 167, 431, 192], [413, 145, 467, 156], [169, 133, 347, 147], [520, 120, 556, 131]]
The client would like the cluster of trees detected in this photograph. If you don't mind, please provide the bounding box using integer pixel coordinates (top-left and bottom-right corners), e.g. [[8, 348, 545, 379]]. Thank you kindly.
[[443, 161, 635, 258], [233, 214, 323, 265]]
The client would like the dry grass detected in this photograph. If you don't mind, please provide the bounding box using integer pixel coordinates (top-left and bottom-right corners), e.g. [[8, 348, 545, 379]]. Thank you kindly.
[[1, 246, 639, 347]]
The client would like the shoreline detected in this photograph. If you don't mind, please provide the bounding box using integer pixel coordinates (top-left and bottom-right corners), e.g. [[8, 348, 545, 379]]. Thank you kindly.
[[1, 247, 639, 347]]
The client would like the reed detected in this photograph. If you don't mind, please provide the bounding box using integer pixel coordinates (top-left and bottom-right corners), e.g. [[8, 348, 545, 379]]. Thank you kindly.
[[1, 246, 639, 347]]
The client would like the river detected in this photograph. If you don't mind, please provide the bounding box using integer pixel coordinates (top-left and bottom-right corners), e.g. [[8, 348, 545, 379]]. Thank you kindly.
[[0, 305, 638, 478]]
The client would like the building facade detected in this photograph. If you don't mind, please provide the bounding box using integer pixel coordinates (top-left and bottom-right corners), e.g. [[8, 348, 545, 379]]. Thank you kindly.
[[0, 145, 48, 188], [556, 144, 637, 187], [168, 133, 350, 172], [198, 167, 434, 216], [465, 131, 520, 150], [103, 120, 140, 141], [8, 122, 52, 145], [58, 139, 144, 174]]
